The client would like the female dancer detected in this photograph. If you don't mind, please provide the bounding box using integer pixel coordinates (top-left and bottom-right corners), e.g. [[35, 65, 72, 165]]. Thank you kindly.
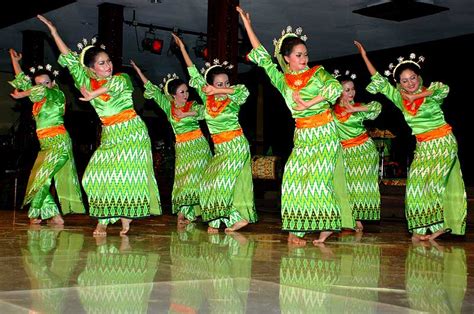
[[173, 34, 257, 233], [331, 70, 382, 231], [131, 60, 212, 225], [38, 15, 161, 236], [355, 40, 466, 240], [9, 48, 85, 224], [237, 6, 354, 245]]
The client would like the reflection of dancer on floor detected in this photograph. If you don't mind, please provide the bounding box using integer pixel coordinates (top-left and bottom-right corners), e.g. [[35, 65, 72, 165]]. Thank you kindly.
[[38, 15, 161, 237], [173, 34, 258, 234], [238, 6, 354, 245], [131, 60, 212, 227], [331, 70, 382, 232], [355, 40, 467, 241], [8, 49, 85, 225]]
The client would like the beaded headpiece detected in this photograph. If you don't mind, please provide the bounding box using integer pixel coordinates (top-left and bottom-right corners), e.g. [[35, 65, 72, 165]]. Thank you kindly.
[[332, 69, 357, 81], [158, 73, 179, 97], [27, 64, 59, 80], [384, 53, 425, 81], [77, 37, 106, 67], [200, 59, 234, 82], [272, 26, 308, 73]]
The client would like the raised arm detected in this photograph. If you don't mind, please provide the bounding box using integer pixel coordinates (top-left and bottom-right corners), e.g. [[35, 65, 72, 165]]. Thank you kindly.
[[37, 15, 70, 55], [354, 41, 376, 76], [236, 6, 261, 49], [9, 49, 22, 75], [130, 60, 149, 85], [172, 33, 193, 67]]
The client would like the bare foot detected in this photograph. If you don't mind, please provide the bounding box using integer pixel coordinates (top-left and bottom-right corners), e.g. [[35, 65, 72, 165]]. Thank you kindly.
[[93, 223, 107, 237], [225, 219, 248, 233], [207, 226, 219, 234], [177, 212, 191, 225], [313, 231, 333, 244], [227, 231, 248, 244], [288, 233, 307, 246], [428, 229, 446, 241], [355, 220, 364, 232], [48, 215, 64, 225], [120, 235, 131, 251], [314, 243, 335, 259], [30, 218, 42, 225], [120, 218, 132, 235], [411, 233, 430, 241]]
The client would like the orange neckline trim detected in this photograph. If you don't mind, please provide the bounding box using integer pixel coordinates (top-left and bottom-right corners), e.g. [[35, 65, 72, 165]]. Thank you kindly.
[[171, 101, 194, 121], [333, 102, 361, 122], [32, 98, 47, 116], [207, 95, 231, 118], [402, 87, 426, 116], [284, 66, 319, 91]]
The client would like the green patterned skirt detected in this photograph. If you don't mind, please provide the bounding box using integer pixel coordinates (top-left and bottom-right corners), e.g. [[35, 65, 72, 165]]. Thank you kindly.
[[172, 135, 212, 218], [282, 122, 354, 233], [405, 133, 466, 235], [199, 135, 257, 224], [342, 138, 380, 220], [23, 132, 85, 219], [82, 116, 161, 219]]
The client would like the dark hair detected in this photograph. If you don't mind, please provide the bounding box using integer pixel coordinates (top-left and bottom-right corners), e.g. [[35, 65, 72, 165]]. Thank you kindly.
[[167, 78, 186, 95], [337, 75, 354, 85], [206, 66, 229, 85], [393, 62, 421, 83], [280, 36, 307, 57], [83, 46, 109, 68], [32, 69, 54, 84]]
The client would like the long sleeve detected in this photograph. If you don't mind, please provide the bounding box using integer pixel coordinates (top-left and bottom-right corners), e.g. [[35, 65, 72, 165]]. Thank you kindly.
[[247, 45, 286, 95], [315, 67, 343, 104], [366, 72, 403, 110], [228, 84, 249, 106], [187, 65, 208, 105], [360, 101, 382, 121], [143, 80, 171, 114], [9, 72, 33, 91], [29, 84, 47, 102], [57, 51, 90, 91], [428, 82, 449, 103]]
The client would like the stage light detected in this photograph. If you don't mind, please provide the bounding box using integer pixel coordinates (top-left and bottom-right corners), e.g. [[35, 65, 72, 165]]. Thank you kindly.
[[142, 30, 164, 54], [194, 35, 208, 59]]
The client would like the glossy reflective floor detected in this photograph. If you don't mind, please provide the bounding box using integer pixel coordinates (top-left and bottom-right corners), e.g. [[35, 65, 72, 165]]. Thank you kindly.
[[0, 211, 473, 313]]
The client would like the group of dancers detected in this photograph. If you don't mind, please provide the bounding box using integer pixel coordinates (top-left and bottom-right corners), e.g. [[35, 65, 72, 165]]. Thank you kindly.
[[7, 7, 466, 245]]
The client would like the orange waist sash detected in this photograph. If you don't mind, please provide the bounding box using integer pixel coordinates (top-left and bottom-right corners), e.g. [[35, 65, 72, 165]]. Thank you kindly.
[[211, 128, 243, 144], [341, 133, 369, 148], [415, 124, 452, 142], [36, 125, 66, 139], [100, 109, 137, 126], [175, 129, 203, 143], [295, 110, 333, 129]]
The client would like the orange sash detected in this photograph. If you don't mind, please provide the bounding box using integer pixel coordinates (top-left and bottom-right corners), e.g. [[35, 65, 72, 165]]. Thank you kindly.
[[341, 133, 369, 148], [32, 98, 47, 116], [295, 110, 333, 129], [36, 125, 66, 139], [284, 66, 319, 91], [415, 124, 452, 142], [211, 128, 243, 144], [100, 109, 137, 126], [175, 129, 203, 143]]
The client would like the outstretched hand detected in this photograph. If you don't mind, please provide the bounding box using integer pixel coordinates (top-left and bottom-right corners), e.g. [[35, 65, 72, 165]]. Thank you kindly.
[[79, 86, 95, 102], [37, 15, 57, 33], [354, 41, 366, 56], [171, 33, 185, 49], [9, 49, 22, 62], [10, 89, 28, 99], [130, 59, 140, 72], [174, 108, 197, 119], [202, 85, 218, 95], [236, 6, 251, 25]]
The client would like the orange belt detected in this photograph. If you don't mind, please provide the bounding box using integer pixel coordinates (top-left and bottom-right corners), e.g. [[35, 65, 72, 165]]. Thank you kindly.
[[100, 109, 137, 126], [416, 124, 452, 142], [211, 128, 243, 144], [36, 125, 66, 139], [341, 133, 369, 148], [175, 129, 203, 143], [295, 110, 333, 129], [169, 303, 197, 314]]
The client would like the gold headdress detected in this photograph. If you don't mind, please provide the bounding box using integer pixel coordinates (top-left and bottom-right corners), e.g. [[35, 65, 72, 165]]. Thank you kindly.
[[158, 73, 179, 97], [273, 26, 308, 73], [384, 53, 425, 81], [200, 59, 234, 82]]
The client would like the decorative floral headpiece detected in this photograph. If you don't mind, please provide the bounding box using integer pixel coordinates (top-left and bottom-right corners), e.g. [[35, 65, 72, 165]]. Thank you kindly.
[[158, 73, 179, 97], [273, 26, 308, 72], [77, 37, 106, 66], [332, 69, 357, 80], [384, 53, 425, 80], [27, 64, 59, 80], [200, 58, 234, 82]]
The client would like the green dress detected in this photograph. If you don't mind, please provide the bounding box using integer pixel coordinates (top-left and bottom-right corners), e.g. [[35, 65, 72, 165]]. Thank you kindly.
[[143, 81, 212, 221], [248, 45, 354, 236], [9, 72, 85, 220], [332, 101, 382, 220], [58, 51, 161, 223], [187, 65, 257, 228], [367, 72, 466, 235]]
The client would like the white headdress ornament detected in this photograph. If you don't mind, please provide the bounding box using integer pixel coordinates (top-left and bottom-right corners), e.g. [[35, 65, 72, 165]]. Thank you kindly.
[[332, 69, 357, 80], [77, 37, 107, 66], [384, 52, 425, 80], [200, 58, 234, 82], [158, 73, 179, 97], [27, 63, 60, 80]]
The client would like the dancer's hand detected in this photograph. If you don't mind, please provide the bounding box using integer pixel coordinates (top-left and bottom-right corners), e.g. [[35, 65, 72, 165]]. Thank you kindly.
[[202, 85, 218, 95], [354, 41, 366, 56], [10, 89, 29, 99], [174, 108, 197, 119], [9, 49, 22, 62], [37, 15, 57, 34], [292, 91, 310, 111], [79, 86, 96, 101], [400, 91, 417, 104], [130, 59, 141, 73], [172, 33, 185, 49], [236, 6, 251, 25]]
